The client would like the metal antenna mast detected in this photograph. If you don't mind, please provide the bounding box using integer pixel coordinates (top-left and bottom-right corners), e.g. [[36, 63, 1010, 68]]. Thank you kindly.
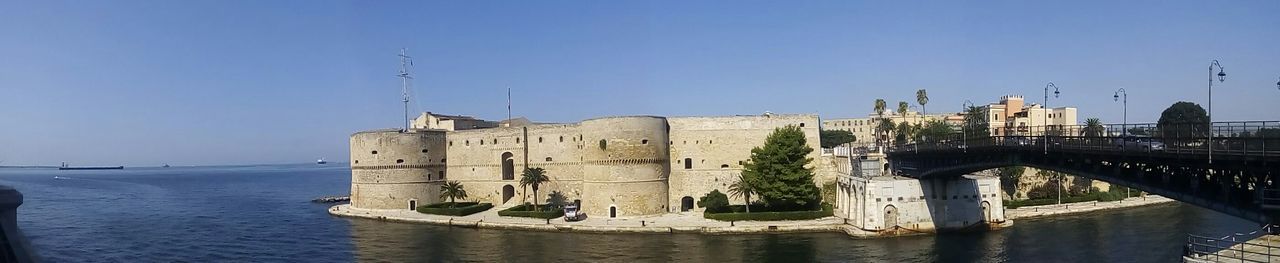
[[398, 48, 414, 131]]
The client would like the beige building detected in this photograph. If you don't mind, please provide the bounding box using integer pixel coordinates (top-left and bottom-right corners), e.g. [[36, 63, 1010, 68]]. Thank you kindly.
[[822, 111, 954, 145], [350, 112, 838, 218], [981, 95, 1077, 136]]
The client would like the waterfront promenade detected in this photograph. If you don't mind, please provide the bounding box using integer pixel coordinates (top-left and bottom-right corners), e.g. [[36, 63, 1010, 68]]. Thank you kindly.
[[1006, 195, 1175, 220]]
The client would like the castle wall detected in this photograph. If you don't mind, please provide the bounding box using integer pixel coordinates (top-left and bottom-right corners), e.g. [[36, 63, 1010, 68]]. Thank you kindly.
[[837, 175, 1005, 232], [443, 124, 586, 206], [349, 129, 447, 210], [666, 114, 824, 212]]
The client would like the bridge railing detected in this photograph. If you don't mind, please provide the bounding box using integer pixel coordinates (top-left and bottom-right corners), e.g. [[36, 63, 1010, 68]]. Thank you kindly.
[[887, 121, 1280, 158], [1184, 225, 1278, 262]]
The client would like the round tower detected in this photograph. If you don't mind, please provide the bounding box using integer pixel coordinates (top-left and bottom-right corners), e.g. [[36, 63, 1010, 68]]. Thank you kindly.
[[349, 129, 447, 210], [578, 116, 670, 217]]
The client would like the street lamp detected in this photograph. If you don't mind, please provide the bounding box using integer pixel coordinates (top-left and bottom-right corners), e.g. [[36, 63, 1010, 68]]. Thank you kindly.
[[963, 100, 975, 152], [1114, 88, 1129, 199], [1044, 82, 1060, 155], [1208, 60, 1226, 164]]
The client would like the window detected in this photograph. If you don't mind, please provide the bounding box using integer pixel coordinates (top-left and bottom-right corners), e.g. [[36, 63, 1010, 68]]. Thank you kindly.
[[438, 171, 445, 180], [354, 160, 358, 164], [559, 136, 564, 142], [465, 140, 470, 146], [641, 139, 648, 145], [396, 159, 404, 164], [480, 140, 484, 145], [599, 139, 607, 150], [709, 140, 713, 144], [546, 157, 553, 162], [441, 158, 446, 162], [371, 150, 378, 154], [720, 164, 729, 169], [449, 141, 453, 147], [539, 137, 543, 143], [799, 123, 805, 127], [516, 138, 520, 143], [493, 139, 497, 144], [421, 149, 428, 153], [684, 158, 692, 169]]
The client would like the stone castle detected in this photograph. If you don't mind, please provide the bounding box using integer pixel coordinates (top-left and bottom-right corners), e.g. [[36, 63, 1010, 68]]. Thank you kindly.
[[349, 112, 842, 218]]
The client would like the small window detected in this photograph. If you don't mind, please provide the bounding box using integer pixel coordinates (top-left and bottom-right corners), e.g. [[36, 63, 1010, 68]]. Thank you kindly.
[[799, 123, 805, 127], [371, 150, 378, 154], [897, 197, 903, 201], [720, 164, 729, 169], [709, 140, 712, 144], [465, 140, 470, 146], [876, 198, 881, 202], [599, 139, 607, 150], [493, 139, 497, 144], [738, 161, 745, 165], [421, 149, 428, 153], [480, 140, 484, 145], [539, 137, 543, 143], [438, 171, 445, 180], [354, 160, 359, 164], [449, 141, 453, 146], [396, 159, 404, 164], [560, 136, 564, 142], [441, 158, 446, 162], [516, 138, 520, 143], [546, 157, 553, 162], [641, 139, 648, 145], [684, 158, 692, 169]]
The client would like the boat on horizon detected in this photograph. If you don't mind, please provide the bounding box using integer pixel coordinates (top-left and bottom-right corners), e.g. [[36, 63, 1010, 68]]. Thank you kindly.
[[59, 162, 123, 170], [316, 158, 327, 165]]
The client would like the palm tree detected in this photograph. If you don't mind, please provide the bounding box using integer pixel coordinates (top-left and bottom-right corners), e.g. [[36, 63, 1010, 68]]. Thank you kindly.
[[876, 118, 896, 144], [874, 99, 887, 145], [519, 167, 550, 211], [727, 173, 756, 213], [439, 181, 468, 208], [1083, 118, 1105, 137], [897, 101, 909, 119], [916, 89, 929, 115]]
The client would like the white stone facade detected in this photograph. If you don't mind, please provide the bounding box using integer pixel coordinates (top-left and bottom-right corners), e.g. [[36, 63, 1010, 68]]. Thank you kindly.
[[836, 174, 1006, 232]]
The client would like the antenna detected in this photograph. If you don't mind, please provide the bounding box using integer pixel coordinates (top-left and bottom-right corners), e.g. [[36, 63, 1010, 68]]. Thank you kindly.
[[397, 48, 414, 131]]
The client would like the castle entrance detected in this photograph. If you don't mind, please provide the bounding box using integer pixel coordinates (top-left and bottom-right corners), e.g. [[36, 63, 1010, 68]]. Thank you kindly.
[[502, 185, 515, 204]]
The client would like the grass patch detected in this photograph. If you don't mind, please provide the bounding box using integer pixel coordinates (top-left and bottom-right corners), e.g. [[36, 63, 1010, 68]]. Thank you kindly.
[[704, 203, 833, 221], [1005, 190, 1132, 209], [497, 204, 564, 219], [416, 202, 493, 216]]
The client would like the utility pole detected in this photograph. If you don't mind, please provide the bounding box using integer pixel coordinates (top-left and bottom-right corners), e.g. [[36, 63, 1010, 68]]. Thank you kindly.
[[398, 48, 414, 131]]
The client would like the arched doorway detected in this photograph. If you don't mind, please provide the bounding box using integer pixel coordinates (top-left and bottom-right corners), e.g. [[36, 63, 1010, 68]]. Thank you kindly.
[[883, 205, 899, 229], [681, 196, 694, 212], [502, 185, 515, 204], [609, 206, 617, 218], [981, 201, 992, 222], [501, 152, 515, 180]]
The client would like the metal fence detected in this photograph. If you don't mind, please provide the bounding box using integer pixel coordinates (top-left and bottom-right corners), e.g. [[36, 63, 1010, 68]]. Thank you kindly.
[[887, 121, 1280, 159], [1185, 225, 1279, 262]]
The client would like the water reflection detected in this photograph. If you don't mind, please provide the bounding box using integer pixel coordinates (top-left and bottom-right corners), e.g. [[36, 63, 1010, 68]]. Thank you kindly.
[[349, 203, 1257, 263]]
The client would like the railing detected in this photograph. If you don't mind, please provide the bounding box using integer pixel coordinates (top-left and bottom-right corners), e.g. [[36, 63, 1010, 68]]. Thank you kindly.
[[1185, 225, 1279, 262], [886, 121, 1280, 159]]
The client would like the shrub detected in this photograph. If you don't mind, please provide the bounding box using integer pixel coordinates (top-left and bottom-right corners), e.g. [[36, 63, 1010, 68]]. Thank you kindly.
[[1004, 189, 1133, 209], [704, 203, 833, 221], [497, 204, 564, 219], [416, 202, 493, 216], [698, 190, 730, 213]]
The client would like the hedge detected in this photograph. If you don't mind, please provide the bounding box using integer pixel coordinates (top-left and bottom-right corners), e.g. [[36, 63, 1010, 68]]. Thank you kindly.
[[416, 202, 493, 216], [1005, 190, 1132, 209], [497, 204, 564, 219], [704, 203, 833, 221]]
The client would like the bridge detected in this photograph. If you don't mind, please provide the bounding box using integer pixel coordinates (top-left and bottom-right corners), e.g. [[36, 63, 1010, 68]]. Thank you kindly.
[[885, 121, 1280, 225]]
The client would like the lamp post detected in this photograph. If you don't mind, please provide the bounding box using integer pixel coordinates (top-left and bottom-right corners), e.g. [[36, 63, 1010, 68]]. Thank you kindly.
[[1113, 88, 1128, 199], [1208, 60, 1226, 164], [1044, 82, 1060, 154], [963, 100, 975, 153]]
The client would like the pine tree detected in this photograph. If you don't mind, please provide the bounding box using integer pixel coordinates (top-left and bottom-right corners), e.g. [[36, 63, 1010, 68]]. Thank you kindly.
[[741, 125, 820, 210]]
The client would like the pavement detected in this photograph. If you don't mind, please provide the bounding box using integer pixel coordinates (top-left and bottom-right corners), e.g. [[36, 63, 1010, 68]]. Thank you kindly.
[[1005, 195, 1175, 220]]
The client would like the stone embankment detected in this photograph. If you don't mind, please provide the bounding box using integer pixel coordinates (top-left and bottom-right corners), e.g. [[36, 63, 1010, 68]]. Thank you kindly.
[[1005, 195, 1174, 219], [330, 204, 914, 238], [311, 196, 350, 203]]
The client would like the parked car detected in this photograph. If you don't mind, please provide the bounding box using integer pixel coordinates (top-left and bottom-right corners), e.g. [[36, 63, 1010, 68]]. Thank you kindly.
[[563, 203, 586, 222]]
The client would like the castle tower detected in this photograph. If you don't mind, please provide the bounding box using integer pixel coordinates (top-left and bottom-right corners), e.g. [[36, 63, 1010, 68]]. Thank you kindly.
[[578, 116, 671, 217], [349, 129, 447, 210]]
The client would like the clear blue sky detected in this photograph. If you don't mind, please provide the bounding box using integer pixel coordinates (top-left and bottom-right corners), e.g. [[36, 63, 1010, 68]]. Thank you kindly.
[[2, 1, 1278, 166]]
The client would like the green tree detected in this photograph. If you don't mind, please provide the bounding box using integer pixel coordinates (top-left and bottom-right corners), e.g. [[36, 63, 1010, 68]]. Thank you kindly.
[[996, 166, 1025, 199], [727, 173, 757, 213], [963, 105, 990, 137], [876, 118, 896, 145], [698, 189, 730, 213], [897, 101, 910, 120], [874, 99, 887, 144], [1083, 118, 1105, 137], [742, 125, 820, 210], [519, 167, 550, 211], [916, 89, 929, 115], [916, 119, 954, 142], [820, 129, 856, 148], [895, 121, 911, 144], [439, 181, 468, 208], [1157, 101, 1209, 138], [546, 190, 568, 208]]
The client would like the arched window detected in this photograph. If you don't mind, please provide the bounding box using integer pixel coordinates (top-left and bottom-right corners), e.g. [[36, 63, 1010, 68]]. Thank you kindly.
[[684, 158, 692, 169], [516, 137, 520, 143], [465, 140, 470, 146], [546, 157, 553, 162], [501, 152, 515, 180], [559, 136, 564, 142]]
